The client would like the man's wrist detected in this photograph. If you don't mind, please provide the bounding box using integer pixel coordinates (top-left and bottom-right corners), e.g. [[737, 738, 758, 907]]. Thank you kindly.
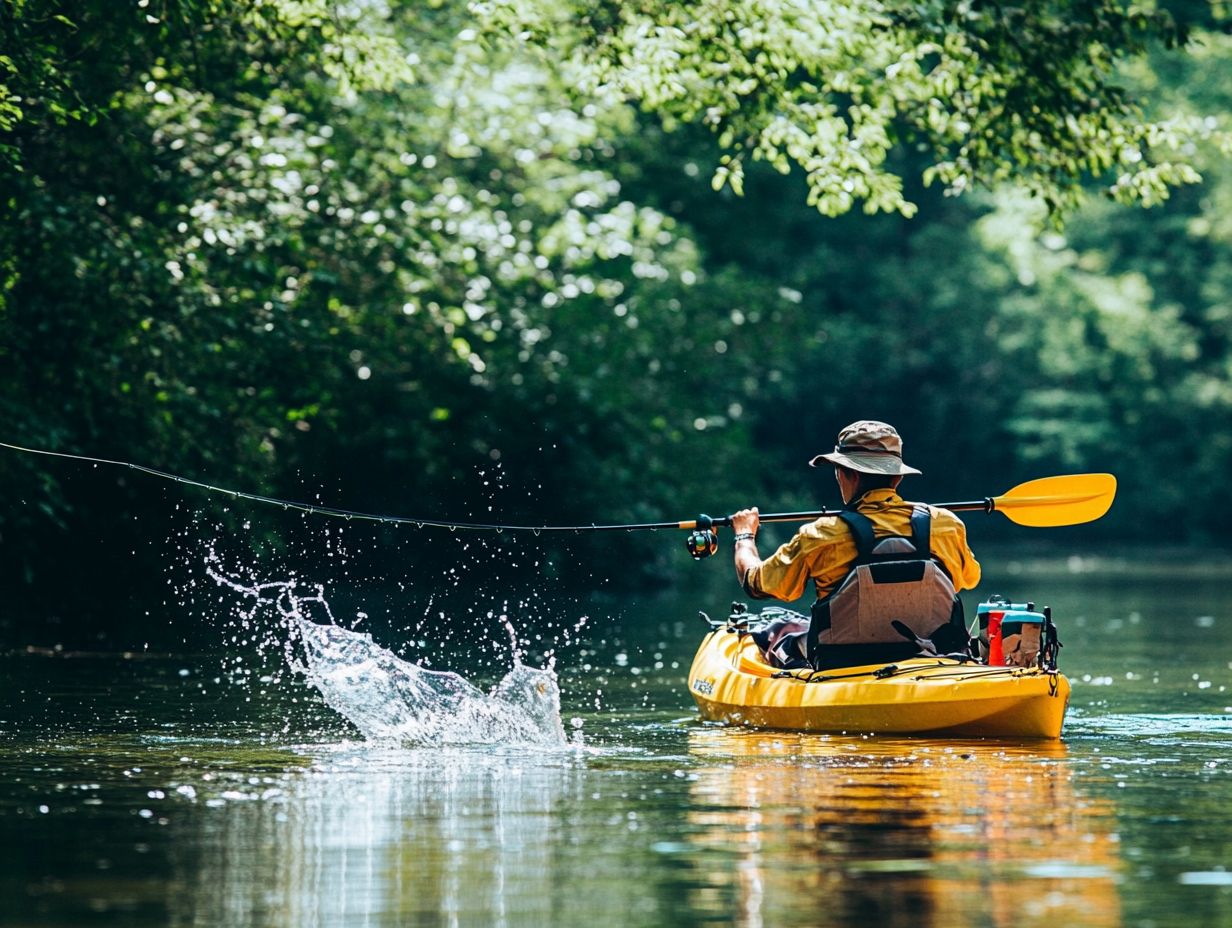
[[733, 532, 757, 544]]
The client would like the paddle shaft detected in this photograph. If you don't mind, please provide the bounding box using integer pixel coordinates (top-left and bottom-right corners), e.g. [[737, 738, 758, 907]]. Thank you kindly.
[[681, 474, 1116, 531], [677, 500, 990, 531]]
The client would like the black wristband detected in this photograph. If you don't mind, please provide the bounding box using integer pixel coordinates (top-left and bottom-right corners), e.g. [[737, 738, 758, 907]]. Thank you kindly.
[[733, 532, 757, 543]]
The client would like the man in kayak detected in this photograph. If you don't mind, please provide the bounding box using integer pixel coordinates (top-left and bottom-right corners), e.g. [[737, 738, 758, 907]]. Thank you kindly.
[[730, 420, 981, 669]]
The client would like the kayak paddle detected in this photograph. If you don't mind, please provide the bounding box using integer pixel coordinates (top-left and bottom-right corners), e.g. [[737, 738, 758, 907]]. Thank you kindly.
[[681, 473, 1117, 530], [677, 473, 1117, 557]]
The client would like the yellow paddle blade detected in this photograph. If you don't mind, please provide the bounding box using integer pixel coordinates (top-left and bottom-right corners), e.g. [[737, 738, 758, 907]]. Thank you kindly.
[[991, 473, 1117, 527]]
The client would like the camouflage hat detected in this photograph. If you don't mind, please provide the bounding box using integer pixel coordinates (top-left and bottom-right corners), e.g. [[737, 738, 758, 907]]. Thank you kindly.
[[808, 420, 922, 476]]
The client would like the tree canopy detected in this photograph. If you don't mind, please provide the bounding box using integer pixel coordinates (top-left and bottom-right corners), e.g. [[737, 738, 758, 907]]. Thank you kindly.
[[476, 0, 1228, 216]]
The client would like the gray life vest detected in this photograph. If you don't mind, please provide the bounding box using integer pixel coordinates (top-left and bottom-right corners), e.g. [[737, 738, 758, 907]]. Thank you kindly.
[[805, 506, 963, 669]]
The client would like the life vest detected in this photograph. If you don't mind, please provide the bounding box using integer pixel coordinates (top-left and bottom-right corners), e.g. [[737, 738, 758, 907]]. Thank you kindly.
[[802, 506, 965, 670]]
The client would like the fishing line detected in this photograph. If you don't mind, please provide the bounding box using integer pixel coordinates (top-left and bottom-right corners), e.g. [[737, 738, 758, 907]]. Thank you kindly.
[[0, 439, 676, 534]]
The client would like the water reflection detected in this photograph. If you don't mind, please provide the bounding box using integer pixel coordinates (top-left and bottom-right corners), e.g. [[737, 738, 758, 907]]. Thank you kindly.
[[11, 551, 1232, 927], [683, 730, 1122, 928], [170, 746, 587, 927]]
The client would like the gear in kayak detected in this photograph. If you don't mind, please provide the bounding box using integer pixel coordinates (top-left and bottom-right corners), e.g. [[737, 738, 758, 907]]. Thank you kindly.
[[691, 600, 1068, 738]]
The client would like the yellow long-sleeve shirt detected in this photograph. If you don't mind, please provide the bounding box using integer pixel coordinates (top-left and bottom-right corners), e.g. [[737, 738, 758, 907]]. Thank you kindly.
[[743, 488, 981, 602]]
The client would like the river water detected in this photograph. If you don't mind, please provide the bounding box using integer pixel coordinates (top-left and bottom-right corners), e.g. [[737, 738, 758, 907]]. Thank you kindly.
[[3, 550, 1232, 927]]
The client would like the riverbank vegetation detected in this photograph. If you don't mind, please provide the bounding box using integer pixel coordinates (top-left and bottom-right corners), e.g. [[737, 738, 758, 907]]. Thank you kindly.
[[3, 1, 1231, 627]]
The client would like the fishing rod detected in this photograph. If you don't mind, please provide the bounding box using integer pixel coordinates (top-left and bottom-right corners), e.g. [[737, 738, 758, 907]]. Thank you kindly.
[[0, 441, 1115, 555]]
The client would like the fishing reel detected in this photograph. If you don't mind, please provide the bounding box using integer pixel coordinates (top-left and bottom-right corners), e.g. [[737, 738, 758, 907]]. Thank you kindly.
[[685, 513, 719, 560]]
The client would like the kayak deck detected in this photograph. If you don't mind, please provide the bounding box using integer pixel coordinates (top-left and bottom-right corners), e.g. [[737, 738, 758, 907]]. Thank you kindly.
[[688, 629, 1070, 739]]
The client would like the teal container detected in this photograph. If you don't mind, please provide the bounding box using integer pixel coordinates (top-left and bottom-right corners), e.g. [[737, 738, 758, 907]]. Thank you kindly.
[[976, 597, 1045, 666]]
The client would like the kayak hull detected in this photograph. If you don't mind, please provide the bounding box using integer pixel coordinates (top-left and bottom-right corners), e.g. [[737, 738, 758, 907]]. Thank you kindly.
[[688, 629, 1070, 739]]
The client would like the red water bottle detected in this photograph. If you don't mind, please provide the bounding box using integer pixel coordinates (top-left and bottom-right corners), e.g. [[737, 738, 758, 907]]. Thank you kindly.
[[987, 611, 1004, 666]]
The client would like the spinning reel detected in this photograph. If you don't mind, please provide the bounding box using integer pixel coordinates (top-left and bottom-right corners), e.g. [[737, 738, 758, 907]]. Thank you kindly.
[[685, 513, 719, 560]]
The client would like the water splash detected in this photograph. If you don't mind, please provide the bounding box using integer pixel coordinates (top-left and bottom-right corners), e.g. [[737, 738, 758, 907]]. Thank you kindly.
[[295, 619, 566, 746], [204, 549, 568, 748]]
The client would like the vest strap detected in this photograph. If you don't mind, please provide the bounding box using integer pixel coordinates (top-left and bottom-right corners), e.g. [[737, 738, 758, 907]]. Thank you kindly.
[[910, 505, 931, 560], [837, 510, 876, 558]]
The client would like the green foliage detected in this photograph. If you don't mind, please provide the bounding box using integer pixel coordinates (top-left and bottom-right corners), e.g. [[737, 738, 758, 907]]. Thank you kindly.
[[3, 0, 1232, 627], [979, 31, 1232, 540], [604, 21, 1232, 542], [475, 0, 1226, 219], [0, 0, 790, 584]]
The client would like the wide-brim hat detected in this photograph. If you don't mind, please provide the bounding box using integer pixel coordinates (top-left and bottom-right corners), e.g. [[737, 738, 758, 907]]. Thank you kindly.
[[808, 420, 922, 475]]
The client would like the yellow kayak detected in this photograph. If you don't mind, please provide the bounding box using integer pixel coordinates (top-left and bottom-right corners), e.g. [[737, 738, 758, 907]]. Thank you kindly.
[[688, 628, 1070, 739]]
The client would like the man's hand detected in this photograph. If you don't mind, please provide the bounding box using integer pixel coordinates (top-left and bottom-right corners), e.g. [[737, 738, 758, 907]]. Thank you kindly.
[[731, 507, 760, 537], [731, 507, 761, 589]]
